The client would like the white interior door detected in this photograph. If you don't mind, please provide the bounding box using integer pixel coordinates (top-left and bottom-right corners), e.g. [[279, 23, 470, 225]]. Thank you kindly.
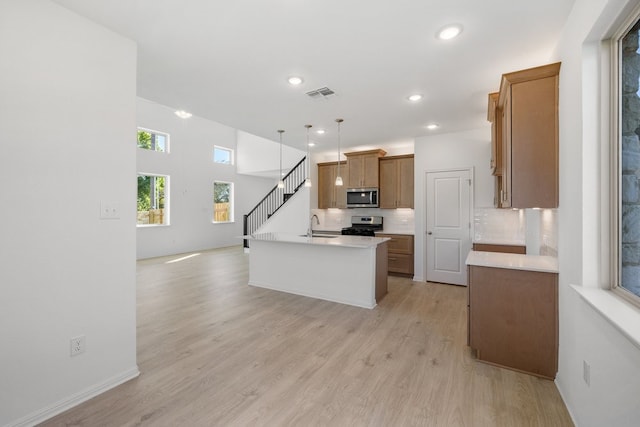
[[426, 169, 472, 285]]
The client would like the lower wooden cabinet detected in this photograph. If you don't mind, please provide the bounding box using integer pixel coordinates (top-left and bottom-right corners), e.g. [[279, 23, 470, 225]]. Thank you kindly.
[[377, 234, 414, 275], [468, 265, 558, 379]]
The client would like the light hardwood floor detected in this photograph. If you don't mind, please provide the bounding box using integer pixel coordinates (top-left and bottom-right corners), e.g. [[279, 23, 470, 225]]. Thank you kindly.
[[42, 246, 573, 426]]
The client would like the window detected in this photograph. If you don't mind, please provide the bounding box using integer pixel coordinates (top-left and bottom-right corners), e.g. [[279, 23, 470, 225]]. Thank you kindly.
[[213, 146, 233, 165], [137, 174, 169, 226], [615, 13, 640, 304], [213, 181, 233, 223], [138, 128, 169, 153]]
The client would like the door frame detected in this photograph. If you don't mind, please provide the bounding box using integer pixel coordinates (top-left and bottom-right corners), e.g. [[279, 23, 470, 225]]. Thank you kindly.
[[423, 167, 474, 284]]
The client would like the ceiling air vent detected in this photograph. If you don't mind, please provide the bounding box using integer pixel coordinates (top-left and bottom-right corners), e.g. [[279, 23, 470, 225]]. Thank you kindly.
[[306, 87, 336, 100]]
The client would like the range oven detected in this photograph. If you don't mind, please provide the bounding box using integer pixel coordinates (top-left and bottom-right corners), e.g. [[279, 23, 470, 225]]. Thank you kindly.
[[341, 216, 383, 236], [346, 188, 379, 208]]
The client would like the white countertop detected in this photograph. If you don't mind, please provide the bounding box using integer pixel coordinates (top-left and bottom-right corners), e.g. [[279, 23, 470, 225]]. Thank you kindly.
[[245, 232, 390, 248], [465, 251, 558, 273]]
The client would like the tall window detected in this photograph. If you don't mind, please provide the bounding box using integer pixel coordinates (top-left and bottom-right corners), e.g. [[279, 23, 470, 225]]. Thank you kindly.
[[214, 146, 233, 164], [137, 174, 169, 226], [213, 181, 233, 223], [616, 14, 640, 303], [138, 128, 169, 153]]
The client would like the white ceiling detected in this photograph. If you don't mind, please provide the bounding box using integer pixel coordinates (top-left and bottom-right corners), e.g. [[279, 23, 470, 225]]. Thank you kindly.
[[53, 0, 575, 152]]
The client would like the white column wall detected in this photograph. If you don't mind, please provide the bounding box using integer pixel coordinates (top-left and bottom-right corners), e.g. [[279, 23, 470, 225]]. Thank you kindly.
[[554, 0, 640, 425], [0, 1, 137, 425]]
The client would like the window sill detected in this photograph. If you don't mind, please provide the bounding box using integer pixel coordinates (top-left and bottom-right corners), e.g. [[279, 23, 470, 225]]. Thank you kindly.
[[212, 221, 235, 224], [136, 224, 170, 228], [571, 285, 640, 350]]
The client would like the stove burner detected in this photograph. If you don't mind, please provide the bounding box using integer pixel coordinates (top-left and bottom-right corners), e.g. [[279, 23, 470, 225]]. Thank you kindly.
[[341, 227, 376, 237]]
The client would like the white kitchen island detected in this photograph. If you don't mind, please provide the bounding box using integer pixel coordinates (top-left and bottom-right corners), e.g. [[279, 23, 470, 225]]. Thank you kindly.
[[244, 233, 390, 309]]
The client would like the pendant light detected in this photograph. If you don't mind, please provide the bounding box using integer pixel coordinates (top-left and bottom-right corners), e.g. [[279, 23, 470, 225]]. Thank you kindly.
[[304, 124, 312, 187], [277, 129, 285, 189], [335, 118, 344, 186]]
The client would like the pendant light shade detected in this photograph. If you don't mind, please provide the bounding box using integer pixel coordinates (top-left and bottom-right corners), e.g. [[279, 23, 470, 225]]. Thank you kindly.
[[304, 124, 312, 188], [277, 129, 285, 189], [335, 118, 344, 186]]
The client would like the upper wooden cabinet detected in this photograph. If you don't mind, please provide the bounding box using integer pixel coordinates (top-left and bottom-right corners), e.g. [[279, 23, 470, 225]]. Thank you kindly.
[[344, 149, 386, 188], [492, 62, 560, 208], [317, 161, 348, 209], [379, 155, 414, 208]]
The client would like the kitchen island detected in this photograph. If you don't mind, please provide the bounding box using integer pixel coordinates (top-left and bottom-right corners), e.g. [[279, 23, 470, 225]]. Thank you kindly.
[[244, 233, 389, 309]]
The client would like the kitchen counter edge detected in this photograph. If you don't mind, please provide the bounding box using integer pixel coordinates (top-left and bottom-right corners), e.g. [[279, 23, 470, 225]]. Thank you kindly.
[[244, 233, 391, 249]]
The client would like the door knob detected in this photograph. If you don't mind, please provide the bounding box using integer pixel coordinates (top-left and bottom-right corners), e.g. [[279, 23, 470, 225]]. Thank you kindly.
[[427, 231, 433, 235]]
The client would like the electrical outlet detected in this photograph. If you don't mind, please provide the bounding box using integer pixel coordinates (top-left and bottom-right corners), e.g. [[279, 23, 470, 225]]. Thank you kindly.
[[583, 360, 590, 386], [70, 335, 86, 357]]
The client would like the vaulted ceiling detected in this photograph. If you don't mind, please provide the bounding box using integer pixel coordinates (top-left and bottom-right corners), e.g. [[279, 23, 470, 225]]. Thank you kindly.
[[53, 0, 576, 152]]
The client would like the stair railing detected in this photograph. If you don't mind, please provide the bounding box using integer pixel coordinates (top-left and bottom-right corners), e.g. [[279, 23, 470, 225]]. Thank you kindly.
[[243, 156, 307, 248]]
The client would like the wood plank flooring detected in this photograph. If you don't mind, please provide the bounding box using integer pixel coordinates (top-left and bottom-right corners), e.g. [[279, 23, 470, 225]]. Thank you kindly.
[[41, 246, 573, 426]]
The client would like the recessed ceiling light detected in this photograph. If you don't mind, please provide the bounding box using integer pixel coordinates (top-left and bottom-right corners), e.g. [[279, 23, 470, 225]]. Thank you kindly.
[[175, 110, 192, 119], [426, 123, 439, 130], [308, 142, 316, 147], [437, 24, 463, 40], [316, 129, 325, 134], [408, 94, 423, 102], [288, 76, 303, 85]]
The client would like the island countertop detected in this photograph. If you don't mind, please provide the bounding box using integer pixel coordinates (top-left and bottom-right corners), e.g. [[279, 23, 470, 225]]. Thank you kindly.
[[244, 232, 390, 249], [465, 250, 558, 273]]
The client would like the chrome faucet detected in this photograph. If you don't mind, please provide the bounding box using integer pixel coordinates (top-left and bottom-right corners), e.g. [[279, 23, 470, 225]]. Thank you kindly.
[[308, 214, 319, 237]]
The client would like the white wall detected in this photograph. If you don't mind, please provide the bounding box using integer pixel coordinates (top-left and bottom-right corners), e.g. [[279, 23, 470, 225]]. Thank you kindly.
[[553, 0, 640, 425], [136, 98, 275, 259], [0, 1, 138, 425], [413, 128, 493, 281], [236, 130, 306, 178], [257, 187, 311, 235]]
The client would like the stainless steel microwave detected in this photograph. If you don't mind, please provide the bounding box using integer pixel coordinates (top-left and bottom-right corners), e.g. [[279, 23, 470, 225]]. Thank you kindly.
[[346, 188, 379, 208]]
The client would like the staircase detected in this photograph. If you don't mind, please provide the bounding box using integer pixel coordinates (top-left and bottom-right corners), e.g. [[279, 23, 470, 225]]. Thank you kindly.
[[243, 156, 307, 248]]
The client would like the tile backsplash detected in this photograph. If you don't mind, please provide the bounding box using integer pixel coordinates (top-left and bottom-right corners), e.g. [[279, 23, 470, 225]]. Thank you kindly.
[[474, 208, 526, 244], [473, 207, 558, 257], [311, 208, 415, 234], [312, 206, 558, 257]]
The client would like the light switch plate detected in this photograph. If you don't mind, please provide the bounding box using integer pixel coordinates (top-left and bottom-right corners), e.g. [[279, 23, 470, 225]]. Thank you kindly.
[[100, 201, 120, 219]]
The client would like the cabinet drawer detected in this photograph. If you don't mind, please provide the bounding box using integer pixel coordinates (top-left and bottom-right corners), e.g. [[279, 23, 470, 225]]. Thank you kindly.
[[377, 234, 413, 254], [388, 253, 413, 274], [473, 243, 526, 254]]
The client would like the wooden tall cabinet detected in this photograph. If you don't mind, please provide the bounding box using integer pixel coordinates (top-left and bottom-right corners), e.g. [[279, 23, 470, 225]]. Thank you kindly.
[[344, 149, 386, 188], [495, 62, 560, 208], [379, 155, 414, 208], [317, 161, 348, 209]]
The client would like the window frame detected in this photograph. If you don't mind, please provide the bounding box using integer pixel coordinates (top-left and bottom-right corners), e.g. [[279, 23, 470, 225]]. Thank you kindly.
[[611, 7, 640, 307], [136, 173, 170, 227], [213, 145, 234, 165], [212, 181, 234, 224], [137, 127, 170, 153]]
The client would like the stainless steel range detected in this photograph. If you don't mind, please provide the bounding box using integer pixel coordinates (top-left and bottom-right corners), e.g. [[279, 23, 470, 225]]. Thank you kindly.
[[341, 216, 383, 236]]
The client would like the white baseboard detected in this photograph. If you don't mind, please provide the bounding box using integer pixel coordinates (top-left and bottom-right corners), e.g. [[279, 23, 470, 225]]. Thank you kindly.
[[8, 366, 140, 427]]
